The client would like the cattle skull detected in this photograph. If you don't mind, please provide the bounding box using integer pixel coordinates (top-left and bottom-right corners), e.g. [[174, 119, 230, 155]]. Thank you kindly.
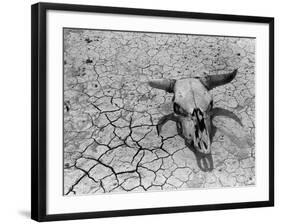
[[148, 69, 242, 156]]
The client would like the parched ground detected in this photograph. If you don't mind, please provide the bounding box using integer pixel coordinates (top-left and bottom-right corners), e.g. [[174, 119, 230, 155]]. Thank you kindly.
[[63, 28, 255, 196]]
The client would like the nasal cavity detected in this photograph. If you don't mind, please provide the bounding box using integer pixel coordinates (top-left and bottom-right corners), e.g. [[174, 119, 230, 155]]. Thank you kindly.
[[192, 109, 205, 131], [192, 108, 210, 154]]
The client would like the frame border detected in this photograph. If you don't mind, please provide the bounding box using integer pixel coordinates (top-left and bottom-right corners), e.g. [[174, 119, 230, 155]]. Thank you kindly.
[[31, 2, 274, 222]]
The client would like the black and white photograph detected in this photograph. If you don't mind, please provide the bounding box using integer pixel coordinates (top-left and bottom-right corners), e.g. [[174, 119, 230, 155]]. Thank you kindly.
[[63, 28, 255, 196], [0, 0, 277, 223], [28, 2, 274, 222]]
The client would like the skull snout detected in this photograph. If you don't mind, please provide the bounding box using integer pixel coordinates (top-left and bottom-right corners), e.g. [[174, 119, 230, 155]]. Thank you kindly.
[[175, 106, 212, 154], [192, 108, 211, 154]]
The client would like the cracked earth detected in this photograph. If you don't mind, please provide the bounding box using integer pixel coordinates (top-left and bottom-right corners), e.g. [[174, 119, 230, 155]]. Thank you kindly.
[[63, 28, 255, 196]]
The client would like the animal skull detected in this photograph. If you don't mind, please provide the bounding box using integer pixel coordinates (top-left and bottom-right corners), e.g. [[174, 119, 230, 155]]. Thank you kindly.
[[148, 69, 241, 155]]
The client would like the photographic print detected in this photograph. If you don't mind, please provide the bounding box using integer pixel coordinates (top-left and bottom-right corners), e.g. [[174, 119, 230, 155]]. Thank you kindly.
[[63, 28, 255, 196], [32, 3, 274, 221]]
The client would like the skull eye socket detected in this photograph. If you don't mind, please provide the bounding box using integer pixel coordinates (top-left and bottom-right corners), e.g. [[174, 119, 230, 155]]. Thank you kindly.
[[174, 103, 186, 116]]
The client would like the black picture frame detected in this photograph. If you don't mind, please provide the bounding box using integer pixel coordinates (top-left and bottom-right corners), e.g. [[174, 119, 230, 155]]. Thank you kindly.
[[31, 2, 274, 222]]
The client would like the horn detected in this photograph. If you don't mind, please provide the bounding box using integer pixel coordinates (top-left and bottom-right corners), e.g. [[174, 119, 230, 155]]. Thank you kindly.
[[200, 69, 238, 90], [211, 107, 243, 126], [148, 79, 176, 93]]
